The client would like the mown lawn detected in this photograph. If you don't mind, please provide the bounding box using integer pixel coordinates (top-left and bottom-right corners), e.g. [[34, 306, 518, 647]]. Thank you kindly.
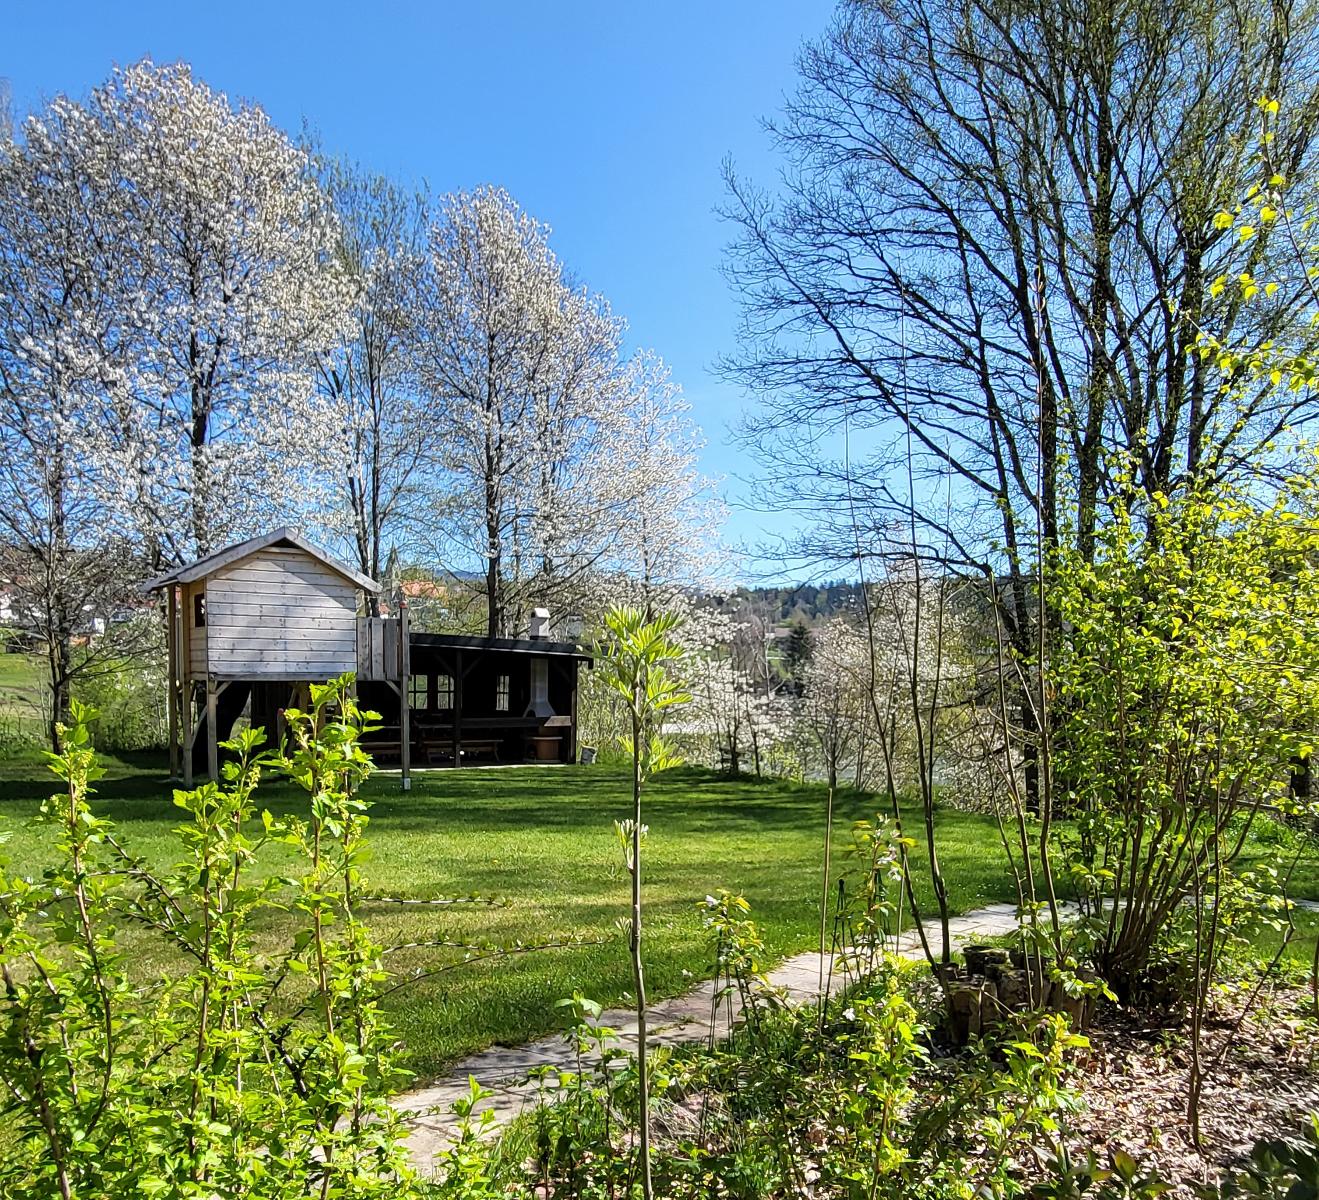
[[0, 750, 1017, 1082], [0, 649, 46, 743], [2, 746, 1314, 1084]]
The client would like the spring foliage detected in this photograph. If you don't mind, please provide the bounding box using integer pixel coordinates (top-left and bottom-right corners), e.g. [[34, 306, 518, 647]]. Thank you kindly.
[[0, 679, 425, 1199]]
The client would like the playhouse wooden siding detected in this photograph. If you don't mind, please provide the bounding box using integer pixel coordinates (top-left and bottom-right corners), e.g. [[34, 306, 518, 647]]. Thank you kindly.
[[185, 580, 207, 677], [190, 545, 361, 680], [147, 529, 591, 783]]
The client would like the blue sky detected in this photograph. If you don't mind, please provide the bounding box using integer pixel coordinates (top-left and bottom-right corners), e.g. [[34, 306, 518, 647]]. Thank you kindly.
[[3, 1, 839, 577]]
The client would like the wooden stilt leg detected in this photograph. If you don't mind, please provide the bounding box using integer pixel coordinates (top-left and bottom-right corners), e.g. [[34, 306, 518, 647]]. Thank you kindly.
[[207, 677, 218, 782], [400, 601, 411, 791], [166, 588, 179, 779], [182, 681, 194, 788]]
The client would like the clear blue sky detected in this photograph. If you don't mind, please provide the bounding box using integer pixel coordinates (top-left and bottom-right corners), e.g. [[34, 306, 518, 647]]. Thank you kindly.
[[3, 1, 839, 577]]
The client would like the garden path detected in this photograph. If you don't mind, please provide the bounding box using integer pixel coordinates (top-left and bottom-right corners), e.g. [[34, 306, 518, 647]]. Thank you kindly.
[[395, 901, 1023, 1175]]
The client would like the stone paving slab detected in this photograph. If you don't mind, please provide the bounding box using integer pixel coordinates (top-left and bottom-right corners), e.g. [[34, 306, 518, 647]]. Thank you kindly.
[[395, 902, 1024, 1175]]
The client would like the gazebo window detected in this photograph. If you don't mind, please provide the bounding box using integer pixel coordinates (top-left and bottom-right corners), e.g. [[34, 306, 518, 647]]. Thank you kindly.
[[193, 593, 206, 628], [409, 674, 427, 709], [495, 674, 510, 712], [437, 673, 454, 710]]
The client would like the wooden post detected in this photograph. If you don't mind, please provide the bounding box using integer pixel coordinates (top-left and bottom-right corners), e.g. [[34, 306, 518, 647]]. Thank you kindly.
[[206, 676, 219, 782], [181, 584, 193, 786], [165, 587, 179, 779], [452, 649, 464, 768], [182, 681, 194, 787], [399, 601, 411, 791], [570, 659, 579, 764]]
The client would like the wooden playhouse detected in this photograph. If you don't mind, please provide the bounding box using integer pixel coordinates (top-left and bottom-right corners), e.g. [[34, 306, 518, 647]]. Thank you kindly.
[[145, 528, 397, 784]]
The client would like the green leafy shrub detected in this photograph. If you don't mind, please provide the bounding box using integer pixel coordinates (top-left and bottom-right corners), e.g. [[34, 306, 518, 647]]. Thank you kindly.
[[0, 677, 426, 1198], [487, 898, 1089, 1200], [1033, 1146, 1171, 1200], [71, 653, 168, 751], [1198, 1115, 1319, 1199], [1049, 467, 1319, 994]]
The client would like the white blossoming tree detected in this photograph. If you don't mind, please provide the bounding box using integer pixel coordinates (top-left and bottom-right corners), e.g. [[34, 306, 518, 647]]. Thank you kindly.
[[0, 93, 151, 744], [676, 602, 790, 774], [413, 186, 721, 636], [602, 352, 725, 611], [798, 617, 872, 788], [411, 187, 604, 634], [80, 60, 353, 562], [313, 157, 435, 607]]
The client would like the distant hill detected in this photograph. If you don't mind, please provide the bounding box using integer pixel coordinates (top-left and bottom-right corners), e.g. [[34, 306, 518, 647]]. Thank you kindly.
[[725, 580, 864, 625]]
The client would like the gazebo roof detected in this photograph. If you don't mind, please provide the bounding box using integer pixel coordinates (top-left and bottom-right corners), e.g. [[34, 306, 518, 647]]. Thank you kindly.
[[409, 632, 592, 662]]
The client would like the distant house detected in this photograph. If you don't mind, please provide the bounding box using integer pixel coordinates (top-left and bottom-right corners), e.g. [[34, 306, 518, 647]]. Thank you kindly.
[[144, 530, 589, 786], [0, 591, 111, 644], [401, 578, 446, 603], [390, 576, 451, 630]]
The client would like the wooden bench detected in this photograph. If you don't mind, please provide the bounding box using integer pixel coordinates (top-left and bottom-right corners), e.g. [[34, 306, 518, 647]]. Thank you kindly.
[[363, 740, 402, 763], [419, 738, 502, 765], [366, 729, 502, 766], [459, 739, 501, 762]]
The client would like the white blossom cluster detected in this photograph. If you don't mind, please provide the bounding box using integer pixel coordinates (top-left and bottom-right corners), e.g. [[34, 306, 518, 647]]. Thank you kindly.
[[0, 58, 722, 684], [410, 186, 722, 634], [3, 62, 355, 564]]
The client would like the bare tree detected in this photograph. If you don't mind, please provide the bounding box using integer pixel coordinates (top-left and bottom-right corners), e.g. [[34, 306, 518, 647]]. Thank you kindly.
[[724, 0, 1319, 803]]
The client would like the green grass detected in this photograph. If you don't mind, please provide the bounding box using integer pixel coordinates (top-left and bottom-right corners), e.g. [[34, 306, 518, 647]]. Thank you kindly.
[[1236, 809, 1319, 900], [0, 750, 1016, 1082], [1245, 909, 1319, 975], [0, 649, 46, 742], [3, 743, 1315, 1083]]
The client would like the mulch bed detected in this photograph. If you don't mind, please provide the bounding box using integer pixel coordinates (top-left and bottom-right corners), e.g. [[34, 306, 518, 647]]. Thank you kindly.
[[1063, 984, 1319, 1195]]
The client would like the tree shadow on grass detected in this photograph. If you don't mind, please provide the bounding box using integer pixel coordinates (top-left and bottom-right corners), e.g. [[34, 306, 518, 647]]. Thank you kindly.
[[0, 753, 866, 835]]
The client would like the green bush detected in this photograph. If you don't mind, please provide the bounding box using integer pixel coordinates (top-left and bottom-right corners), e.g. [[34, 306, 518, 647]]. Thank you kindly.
[[1049, 468, 1319, 994], [1199, 1115, 1319, 1199], [71, 655, 168, 752], [467, 897, 1090, 1200], [0, 678, 427, 1198]]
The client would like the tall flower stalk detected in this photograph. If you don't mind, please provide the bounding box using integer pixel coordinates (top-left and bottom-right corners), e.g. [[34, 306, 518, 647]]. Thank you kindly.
[[597, 605, 689, 1200]]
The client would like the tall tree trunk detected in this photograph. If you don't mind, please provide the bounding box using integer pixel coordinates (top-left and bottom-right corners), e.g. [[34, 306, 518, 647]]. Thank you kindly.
[[46, 431, 72, 751], [47, 606, 72, 753], [368, 360, 384, 617]]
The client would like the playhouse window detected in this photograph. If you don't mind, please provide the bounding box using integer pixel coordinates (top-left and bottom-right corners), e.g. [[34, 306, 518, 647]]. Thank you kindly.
[[437, 673, 454, 710], [193, 594, 206, 628], [409, 674, 427, 709], [495, 674, 510, 712]]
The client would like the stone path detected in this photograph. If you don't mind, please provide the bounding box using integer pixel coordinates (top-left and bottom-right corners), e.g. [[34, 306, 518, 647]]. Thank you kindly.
[[395, 902, 1024, 1175]]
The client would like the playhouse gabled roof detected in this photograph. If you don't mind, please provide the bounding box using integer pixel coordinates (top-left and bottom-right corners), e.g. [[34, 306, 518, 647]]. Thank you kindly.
[[143, 528, 381, 594]]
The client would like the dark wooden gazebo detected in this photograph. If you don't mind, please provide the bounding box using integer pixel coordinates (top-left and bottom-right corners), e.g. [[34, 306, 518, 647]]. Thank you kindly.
[[358, 629, 591, 772]]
